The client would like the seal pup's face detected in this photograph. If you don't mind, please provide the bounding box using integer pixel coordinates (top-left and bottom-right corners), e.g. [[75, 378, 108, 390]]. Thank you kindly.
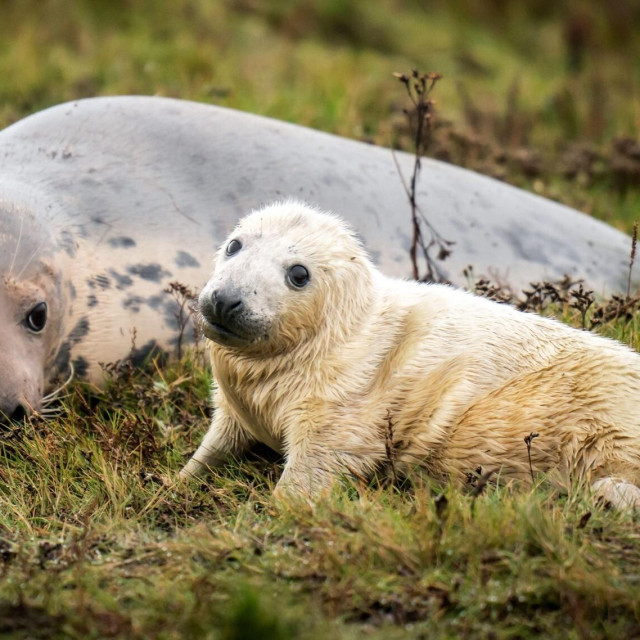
[[199, 201, 374, 357], [0, 204, 66, 421]]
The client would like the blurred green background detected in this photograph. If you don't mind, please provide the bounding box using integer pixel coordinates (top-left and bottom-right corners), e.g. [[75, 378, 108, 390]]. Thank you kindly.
[[1, 0, 639, 229]]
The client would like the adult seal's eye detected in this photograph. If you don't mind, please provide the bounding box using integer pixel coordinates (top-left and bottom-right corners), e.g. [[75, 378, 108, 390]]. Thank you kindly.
[[287, 264, 310, 289], [226, 239, 242, 256], [26, 302, 48, 333]]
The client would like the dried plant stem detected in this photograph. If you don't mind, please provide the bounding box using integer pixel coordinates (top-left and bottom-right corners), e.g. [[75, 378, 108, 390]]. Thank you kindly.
[[469, 469, 497, 499], [626, 221, 637, 301], [384, 410, 397, 486], [393, 69, 453, 282], [164, 281, 199, 360], [408, 96, 426, 280], [524, 432, 539, 483]]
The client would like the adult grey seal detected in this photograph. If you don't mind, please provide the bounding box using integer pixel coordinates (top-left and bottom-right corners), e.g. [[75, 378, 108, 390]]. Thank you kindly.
[[0, 96, 635, 420]]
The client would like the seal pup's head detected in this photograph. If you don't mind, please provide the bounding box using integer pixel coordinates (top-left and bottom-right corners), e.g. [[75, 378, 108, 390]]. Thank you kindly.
[[198, 200, 376, 358], [0, 196, 68, 422]]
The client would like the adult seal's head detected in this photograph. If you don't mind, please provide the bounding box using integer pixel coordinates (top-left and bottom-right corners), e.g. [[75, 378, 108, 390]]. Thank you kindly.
[[0, 187, 70, 422], [198, 201, 375, 358]]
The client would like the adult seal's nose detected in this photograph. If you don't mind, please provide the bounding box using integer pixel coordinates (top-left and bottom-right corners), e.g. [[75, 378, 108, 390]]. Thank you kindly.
[[210, 288, 244, 325], [0, 402, 28, 426]]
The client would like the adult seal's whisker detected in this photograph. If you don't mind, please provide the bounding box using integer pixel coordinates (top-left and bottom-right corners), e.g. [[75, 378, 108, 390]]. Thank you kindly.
[[37, 410, 64, 419], [42, 362, 75, 405]]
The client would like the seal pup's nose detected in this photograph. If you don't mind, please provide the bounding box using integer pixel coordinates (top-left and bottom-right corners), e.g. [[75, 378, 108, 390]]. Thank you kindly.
[[210, 288, 244, 324]]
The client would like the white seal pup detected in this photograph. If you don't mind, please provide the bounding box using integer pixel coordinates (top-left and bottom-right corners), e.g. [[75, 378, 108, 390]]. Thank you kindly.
[[1, 96, 637, 421], [182, 201, 640, 509]]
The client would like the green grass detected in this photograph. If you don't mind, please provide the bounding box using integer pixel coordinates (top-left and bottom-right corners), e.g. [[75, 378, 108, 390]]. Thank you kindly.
[[2, 1, 640, 637], [2, 297, 640, 639], [1, 351, 640, 639]]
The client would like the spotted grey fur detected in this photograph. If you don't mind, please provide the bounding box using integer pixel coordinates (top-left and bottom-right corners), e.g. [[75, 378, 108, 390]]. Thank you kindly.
[[0, 96, 636, 419]]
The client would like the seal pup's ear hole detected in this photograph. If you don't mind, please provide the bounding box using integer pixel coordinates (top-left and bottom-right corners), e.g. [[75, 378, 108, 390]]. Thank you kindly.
[[25, 302, 48, 333], [226, 239, 242, 256], [287, 264, 310, 289]]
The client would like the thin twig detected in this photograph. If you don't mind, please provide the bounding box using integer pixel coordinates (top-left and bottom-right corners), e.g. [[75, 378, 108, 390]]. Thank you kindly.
[[626, 221, 637, 301], [524, 432, 539, 483], [384, 410, 397, 486], [469, 468, 498, 499], [393, 69, 454, 282], [163, 281, 199, 360]]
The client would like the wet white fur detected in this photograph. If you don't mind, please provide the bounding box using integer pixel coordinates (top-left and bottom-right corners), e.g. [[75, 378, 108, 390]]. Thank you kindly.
[[182, 201, 640, 508]]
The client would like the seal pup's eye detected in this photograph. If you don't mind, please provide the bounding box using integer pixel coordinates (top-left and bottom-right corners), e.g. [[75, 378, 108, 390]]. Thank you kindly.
[[26, 302, 48, 333], [287, 264, 310, 289], [226, 239, 242, 256]]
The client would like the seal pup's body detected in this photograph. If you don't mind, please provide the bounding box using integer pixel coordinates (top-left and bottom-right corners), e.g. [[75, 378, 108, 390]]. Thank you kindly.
[[182, 202, 640, 508]]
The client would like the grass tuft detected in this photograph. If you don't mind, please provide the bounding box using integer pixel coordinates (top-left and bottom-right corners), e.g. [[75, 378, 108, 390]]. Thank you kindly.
[[0, 298, 639, 637]]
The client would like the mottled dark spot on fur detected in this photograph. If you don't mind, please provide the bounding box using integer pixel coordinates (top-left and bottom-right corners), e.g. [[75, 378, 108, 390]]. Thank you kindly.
[[54, 341, 71, 375], [59, 230, 77, 256], [108, 236, 137, 249], [68, 318, 90, 344], [146, 295, 165, 311], [127, 263, 170, 283], [72, 356, 89, 378], [67, 282, 76, 300], [122, 296, 144, 313], [129, 340, 168, 368], [87, 294, 98, 308], [162, 301, 181, 332], [174, 251, 200, 268], [397, 230, 411, 251], [93, 274, 111, 290], [223, 191, 238, 204], [108, 270, 134, 289]]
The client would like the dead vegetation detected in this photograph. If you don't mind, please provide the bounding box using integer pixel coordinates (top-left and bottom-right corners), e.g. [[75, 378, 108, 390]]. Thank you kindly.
[[1, 378, 640, 639], [393, 69, 454, 282], [391, 83, 640, 231], [466, 246, 640, 334]]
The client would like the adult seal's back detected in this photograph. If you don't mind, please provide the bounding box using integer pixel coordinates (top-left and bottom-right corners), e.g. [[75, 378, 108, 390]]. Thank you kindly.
[[0, 96, 636, 419]]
